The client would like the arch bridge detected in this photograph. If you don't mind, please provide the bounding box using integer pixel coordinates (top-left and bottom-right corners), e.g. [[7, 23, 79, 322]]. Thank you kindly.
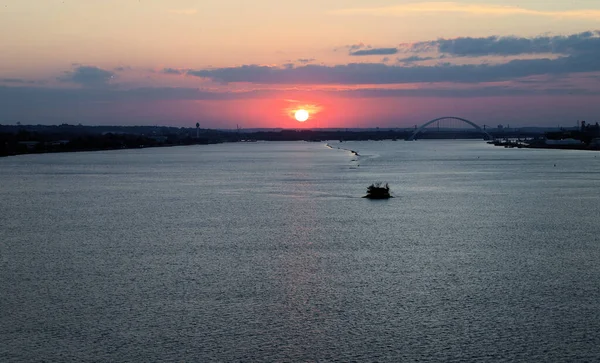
[[406, 117, 493, 141]]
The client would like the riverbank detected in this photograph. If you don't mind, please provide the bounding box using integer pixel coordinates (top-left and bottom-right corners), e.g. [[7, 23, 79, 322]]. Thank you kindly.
[[489, 139, 600, 151]]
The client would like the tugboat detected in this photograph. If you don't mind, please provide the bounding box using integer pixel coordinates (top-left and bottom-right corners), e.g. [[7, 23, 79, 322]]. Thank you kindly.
[[363, 183, 392, 199]]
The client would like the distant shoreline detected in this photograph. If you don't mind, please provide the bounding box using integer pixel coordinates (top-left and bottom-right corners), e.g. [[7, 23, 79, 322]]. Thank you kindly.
[[489, 139, 600, 152], [5, 137, 600, 158], [3, 124, 597, 157]]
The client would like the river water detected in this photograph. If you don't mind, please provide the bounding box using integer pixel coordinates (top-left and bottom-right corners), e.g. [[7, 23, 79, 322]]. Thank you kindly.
[[1, 140, 600, 362]]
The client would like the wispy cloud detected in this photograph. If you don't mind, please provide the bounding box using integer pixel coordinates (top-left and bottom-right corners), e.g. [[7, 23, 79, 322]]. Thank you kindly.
[[350, 48, 398, 56], [114, 66, 133, 72], [349, 43, 369, 51], [397, 56, 436, 63], [168, 9, 197, 15], [1, 78, 38, 84], [332, 2, 600, 19], [297, 58, 316, 64], [162, 68, 189, 75]]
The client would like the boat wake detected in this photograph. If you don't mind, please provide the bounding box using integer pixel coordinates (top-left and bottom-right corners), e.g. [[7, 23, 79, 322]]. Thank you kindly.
[[326, 143, 361, 168]]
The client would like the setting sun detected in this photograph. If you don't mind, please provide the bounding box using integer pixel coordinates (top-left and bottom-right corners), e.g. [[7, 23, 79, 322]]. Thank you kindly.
[[295, 109, 309, 122]]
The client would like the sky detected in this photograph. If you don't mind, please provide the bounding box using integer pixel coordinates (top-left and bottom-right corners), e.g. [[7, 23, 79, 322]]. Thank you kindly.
[[1, 0, 600, 129]]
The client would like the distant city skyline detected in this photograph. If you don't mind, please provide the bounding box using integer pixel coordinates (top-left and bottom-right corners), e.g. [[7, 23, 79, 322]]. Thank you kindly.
[[1, 0, 600, 128]]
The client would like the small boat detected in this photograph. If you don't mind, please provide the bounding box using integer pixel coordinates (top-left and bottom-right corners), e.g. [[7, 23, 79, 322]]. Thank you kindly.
[[363, 183, 392, 199]]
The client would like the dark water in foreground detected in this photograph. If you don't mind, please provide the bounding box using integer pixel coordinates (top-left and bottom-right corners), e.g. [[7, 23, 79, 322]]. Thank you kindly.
[[2, 140, 600, 362]]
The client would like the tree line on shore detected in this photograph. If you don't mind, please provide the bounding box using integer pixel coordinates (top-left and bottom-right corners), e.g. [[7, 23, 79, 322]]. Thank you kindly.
[[0, 123, 573, 157]]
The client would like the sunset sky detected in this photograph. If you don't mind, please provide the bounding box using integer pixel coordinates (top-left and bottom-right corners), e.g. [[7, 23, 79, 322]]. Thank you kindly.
[[1, 0, 600, 128]]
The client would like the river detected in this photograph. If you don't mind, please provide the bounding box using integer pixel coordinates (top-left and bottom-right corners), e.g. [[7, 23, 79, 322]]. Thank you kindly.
[[1, 140, 599, 361]]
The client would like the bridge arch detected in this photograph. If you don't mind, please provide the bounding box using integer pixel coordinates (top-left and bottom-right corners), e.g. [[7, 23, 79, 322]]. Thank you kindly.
[[407, 117, 492, 141]]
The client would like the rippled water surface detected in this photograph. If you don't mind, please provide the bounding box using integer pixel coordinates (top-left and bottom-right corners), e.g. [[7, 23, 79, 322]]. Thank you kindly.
[[2, 141, 600, 362]]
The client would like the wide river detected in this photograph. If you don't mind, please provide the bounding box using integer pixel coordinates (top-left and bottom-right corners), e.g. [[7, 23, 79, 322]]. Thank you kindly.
[[2, 140, 600, 362]]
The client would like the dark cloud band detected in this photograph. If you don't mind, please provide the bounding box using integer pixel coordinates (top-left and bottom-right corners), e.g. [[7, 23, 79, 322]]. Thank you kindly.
[[188, 53, 599, 85], [58, 66, 115, 87], [404, 30, 600, 56]]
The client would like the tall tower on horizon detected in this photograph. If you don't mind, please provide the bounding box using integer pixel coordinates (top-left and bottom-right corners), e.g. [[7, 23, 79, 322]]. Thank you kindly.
[[196, 122, 200, 139]]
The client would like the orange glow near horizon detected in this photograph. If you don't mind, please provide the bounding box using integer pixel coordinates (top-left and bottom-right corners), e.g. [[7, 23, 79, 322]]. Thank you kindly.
[[284, 100, 323, 125], [95, 94, 425, 129]]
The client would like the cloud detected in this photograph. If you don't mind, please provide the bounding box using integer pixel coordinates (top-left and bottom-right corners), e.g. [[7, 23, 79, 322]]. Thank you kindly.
[[405, 31, 600, 57], [162, 68, 188, 75], [332, 86, 600, 98], [332, 2, 600, 19], [0, 86, 230, 125], [334, 43, 372, 52], [58, 66, 115, 87], [0, 78, 46, 86], [1, 78, 36, 84], [348, 43, 370, 51], [350, 47, 398, 56], [114, 66, 132, 72], [168, 9, 197, 15], [0, 86, 274, 111], [397, 56, 436, 63], [188, 52, 600, 85], [297, 58, 316, 64]]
